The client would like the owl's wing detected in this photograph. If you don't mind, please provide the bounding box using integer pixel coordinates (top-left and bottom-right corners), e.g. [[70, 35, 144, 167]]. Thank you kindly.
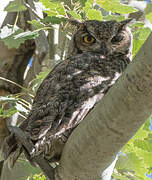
[[21, 52, 116, 140]]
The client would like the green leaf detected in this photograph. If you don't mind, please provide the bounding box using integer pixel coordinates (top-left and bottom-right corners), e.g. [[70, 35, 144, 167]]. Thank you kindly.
[[29, 70, 50, 92], [96, 0, 137, 14], [143, 117, 151, 131], [79, 0, 88, 6], [40, 0, 65, 17], [126, 153, 146, 177], [112, 172, 130, 180], [116, 152, 147, 178], [83, 0, 102, 20], [36, 71, 50, 80], [134, 139, 152, 152], [83, 0, 93, 12], [87, 9, 102, 20], [145, 133, 152, 144], [42, 16, 66, 24], [0, 107, 3, 116], [0, 29, 25, 49], [14, 30, 39, 40], [138, 27, 151, 40], [103, 15, 125, 21], [29, 173, 46, 180], [67, 10, 82, 20], [28, 20, 45, 29], [0, 107, 18, 118], [132, 27, 151, 57], [4, 0, 27, 12], [133, 126, 149, 140], [145, 3, 152, 15], [132, 39, 144, 58], [116, 154, 134, 172], [136, 148, 152, 168], [44, 10, 58, 17], [131, 21, 145, 28], [146, 12, 152, 24]]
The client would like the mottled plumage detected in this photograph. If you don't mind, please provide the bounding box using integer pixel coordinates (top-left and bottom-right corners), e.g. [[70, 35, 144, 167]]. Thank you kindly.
[[2, 19, 133, 167]]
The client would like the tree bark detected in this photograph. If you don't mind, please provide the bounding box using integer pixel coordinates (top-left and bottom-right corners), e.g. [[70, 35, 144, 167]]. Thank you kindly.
[[55, 33, 152, 180]]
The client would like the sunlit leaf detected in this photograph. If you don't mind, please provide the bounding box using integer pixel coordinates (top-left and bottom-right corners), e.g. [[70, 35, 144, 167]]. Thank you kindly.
[[83, 0, 102, 20], [14, 30, 39, 40], [125, 153, 146, 177], [96, 0, 137, 14], [43, 16, 66, 24], [29, 70, 50, 92], [146, 12, 152, 24], [103, 15, 125, 21], [134, 140, 152, 152], [145, 3, 152, 15], [40, 0, 65, 17], [0, 107, 18, 118], [4, 0, 27, 12], [67, 10, 82, 20], [132, 27, 151, 57], [143, 117, 151, 131], [136, 148, 152, 168], [28, 20, 45, 29], [112, 172, 131, 180], [0, 29, 25, 49], [87, 9, 102, 20]]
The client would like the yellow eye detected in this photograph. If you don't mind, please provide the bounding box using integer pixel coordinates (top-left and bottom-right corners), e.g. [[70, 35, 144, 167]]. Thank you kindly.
[[83, 35, 95, 44]]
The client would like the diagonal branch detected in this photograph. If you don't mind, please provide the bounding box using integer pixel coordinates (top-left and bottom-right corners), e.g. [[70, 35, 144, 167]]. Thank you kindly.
[[55, 33, 152, 179]]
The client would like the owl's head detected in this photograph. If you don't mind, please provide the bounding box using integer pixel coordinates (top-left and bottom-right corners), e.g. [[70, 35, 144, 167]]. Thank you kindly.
[[68, 19, 132, 59]]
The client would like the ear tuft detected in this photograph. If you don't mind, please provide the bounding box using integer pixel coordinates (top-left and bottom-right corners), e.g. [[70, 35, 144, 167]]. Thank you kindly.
[[119, 19, 134, 29]]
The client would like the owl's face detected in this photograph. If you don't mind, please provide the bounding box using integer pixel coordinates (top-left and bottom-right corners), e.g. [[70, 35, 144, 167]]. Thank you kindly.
[[68, 19, 132, 58]]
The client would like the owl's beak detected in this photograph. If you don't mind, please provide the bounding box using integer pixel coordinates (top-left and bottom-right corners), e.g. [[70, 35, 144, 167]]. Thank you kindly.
[[100, 42, 107, 55]]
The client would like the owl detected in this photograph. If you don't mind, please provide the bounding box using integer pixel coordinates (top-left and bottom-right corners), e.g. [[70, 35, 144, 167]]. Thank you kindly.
[[2, 19, 133, 168]]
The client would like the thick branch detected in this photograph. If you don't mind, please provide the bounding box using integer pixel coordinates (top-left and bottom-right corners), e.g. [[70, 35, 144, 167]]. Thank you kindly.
[[56, 33, 152, 179]]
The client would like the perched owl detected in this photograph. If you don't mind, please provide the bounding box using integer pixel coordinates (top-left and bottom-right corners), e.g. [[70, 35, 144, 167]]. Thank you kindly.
[[2, 19, 133, 168]]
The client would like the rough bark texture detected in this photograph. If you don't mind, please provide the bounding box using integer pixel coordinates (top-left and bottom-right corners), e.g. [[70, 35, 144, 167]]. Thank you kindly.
[[55, 33, 152, 179]]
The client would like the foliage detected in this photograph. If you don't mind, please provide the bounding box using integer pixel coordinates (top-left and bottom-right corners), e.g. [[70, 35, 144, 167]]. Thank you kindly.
[[113, 117, 152, 180], [96, 0, 137, 14], [1, 0, 152, 180], [0, 95, 30, 118], [145, 3, 152, 23], [131, 23, 151, 58], [28, 173, 46, 180], [0, 28, 25, 49], [4, 0, 27, 12], [28, 70, 50, 93], [0, 26, 39, 49]]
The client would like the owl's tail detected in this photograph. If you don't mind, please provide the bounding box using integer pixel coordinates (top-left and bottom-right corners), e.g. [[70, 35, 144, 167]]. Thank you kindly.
[[2, 126, 37, 169], [2, 133, 23, 168]]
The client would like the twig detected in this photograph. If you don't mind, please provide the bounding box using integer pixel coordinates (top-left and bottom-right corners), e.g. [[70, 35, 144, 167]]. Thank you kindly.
[[0, 77, 34, 98], [22, 0, 43, 20]]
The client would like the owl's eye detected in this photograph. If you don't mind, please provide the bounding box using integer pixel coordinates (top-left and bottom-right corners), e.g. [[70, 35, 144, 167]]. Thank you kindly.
[[111, 35, 123, 43], [83, 35, 96, 44]]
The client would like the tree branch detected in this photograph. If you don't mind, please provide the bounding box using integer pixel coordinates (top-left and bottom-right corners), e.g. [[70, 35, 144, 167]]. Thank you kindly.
[[56, 33, 152, 179]]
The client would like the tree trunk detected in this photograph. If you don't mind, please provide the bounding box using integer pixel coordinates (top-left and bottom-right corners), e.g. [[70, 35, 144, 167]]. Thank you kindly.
[[55, 33, 152, 179]]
